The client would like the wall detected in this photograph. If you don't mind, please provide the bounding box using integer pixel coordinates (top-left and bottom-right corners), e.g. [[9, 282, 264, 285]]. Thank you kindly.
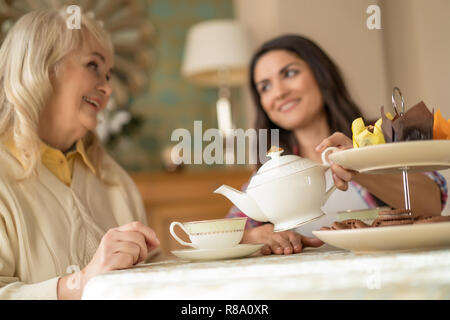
[[380, 0, 450, 214], [234, 0, 450, 118], [381, 0, 450, 118], [234, 0, 390, 122], [108, 0, 235, 171]]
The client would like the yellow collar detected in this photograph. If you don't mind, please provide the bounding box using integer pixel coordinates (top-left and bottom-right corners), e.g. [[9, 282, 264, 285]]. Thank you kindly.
[[4, 138, 96, 177], [69, 139, 96, 174]]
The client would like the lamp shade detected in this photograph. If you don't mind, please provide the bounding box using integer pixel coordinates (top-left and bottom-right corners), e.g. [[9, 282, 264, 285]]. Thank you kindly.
[[181, 20, 252, 87]]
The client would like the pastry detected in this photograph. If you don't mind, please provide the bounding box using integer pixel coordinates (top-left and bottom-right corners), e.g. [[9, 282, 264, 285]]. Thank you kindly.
[[433, 109, 450, 140], [352, 117, 385, 147], [381, 101, 434, 142]]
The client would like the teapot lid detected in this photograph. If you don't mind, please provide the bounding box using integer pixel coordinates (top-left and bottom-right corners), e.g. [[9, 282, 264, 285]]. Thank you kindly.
[[248, 146, 320, 189]]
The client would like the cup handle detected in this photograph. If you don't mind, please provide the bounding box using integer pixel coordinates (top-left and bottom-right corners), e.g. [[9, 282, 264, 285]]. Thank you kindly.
[[170, 222, 196, 248], [321, 146, 339, 167]]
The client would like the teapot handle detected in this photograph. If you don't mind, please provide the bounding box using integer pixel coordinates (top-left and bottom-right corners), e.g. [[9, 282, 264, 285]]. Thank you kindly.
[[324, 185, 337, 203], [321, 147, 339, 202], [321, 147, 339, 166]]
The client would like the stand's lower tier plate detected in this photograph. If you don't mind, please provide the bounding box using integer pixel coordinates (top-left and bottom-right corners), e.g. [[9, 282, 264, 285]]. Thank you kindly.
[[328, 140, 450, 174], [313, 221, 450, 253]]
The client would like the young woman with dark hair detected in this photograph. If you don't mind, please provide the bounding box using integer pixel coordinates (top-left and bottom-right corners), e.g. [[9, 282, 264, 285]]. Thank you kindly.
[[250, 34, 362, 162], [227, 34, 447, 256]]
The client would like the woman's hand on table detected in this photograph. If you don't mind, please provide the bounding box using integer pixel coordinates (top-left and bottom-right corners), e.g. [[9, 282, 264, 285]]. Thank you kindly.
[[315, 132, 357, 191], [58, 221, 160, 299], [241, 223, 323, 255]]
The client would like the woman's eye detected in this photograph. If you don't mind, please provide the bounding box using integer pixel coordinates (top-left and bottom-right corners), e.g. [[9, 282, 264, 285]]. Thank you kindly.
[[285, 69, 298, 78], [87, 61, 99, 71], [259, 83, 271, 93]]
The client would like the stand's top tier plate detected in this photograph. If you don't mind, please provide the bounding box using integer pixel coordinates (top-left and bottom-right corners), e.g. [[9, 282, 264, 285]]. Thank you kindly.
[[328, 140, 450, 174]]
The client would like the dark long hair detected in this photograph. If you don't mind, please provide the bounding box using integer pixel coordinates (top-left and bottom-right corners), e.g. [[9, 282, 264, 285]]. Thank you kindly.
[[250, 35, 363, 168]]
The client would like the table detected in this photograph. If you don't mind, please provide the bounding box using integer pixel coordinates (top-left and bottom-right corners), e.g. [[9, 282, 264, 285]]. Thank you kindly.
[[82, 245, 450, 299]]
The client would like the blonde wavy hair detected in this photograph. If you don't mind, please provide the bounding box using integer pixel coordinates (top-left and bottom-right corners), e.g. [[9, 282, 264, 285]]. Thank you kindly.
[[0, 7, 114, 180]]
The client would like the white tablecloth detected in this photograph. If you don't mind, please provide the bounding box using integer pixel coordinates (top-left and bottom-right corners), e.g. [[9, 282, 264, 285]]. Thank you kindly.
[[82, 245, 450, 299]]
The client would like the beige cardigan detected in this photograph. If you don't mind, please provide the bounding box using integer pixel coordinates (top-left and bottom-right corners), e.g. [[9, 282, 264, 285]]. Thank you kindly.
[[0, 147, 147, 299]]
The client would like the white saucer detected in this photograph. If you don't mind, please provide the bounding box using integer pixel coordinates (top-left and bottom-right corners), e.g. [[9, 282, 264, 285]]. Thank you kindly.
[[313, 221, 450, 254], [171, 244, 264, 262], [328, 140, 450, 174]]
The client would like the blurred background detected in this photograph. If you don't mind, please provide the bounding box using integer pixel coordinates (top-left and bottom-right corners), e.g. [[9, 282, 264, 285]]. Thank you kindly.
[[1, 0, 450, 254]]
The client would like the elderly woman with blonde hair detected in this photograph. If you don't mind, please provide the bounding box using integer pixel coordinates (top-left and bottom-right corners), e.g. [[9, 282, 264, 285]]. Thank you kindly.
[[0, 8, 160, 299]]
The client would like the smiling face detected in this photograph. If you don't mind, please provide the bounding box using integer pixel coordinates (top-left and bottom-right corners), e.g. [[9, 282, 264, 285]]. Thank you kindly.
[[254, 50, 325, 131], [38, 33, 113, 149]]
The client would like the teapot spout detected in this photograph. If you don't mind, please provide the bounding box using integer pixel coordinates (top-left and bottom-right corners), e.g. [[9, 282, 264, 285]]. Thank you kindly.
[[214, 185, 268, 222]]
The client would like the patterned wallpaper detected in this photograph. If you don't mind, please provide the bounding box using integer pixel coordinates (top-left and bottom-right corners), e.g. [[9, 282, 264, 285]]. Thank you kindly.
[[107, 0, 246, 172]]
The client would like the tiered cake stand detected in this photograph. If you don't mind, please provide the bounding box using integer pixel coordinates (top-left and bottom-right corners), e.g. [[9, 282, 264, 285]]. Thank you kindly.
[[313, 141, 450, 253], [312, 88, 450, 253]]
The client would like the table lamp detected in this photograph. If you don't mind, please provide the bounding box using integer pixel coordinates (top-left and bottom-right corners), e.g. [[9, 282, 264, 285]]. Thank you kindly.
[[181, 20, 252, 136]]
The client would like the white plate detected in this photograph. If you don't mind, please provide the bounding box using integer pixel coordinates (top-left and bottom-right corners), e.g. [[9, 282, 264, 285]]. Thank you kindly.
[[171, 244, 264, 262], [312, 222, 450, 254], [328, 140, 450, 174]]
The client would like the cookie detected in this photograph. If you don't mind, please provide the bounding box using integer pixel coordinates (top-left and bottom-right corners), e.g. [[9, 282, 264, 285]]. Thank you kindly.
[[378, 209, 412, 216], [375, 208, 414, 226], [324, 212, 450, 231], [345, 219, 370, 229], [354, 220, 371, 228], [331, 222, 350, 230], [414, 215, 450, 224], [342, 219, 358, 229], [372, 217, 413, 227], [333, 219, 370, 229], [377, 214, 414, 222]]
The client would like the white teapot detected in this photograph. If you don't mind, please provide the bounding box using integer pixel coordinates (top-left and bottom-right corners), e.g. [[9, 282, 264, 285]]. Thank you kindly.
[[214, 146, 336, 232]]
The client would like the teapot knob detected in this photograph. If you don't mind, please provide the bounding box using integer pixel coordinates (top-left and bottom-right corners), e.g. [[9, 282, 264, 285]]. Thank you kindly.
[[266, 146, 284, 159]]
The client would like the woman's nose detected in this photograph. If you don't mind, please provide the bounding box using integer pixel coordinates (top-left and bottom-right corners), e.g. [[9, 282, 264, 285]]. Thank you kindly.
[[273, 80, 289, 100], [96, 79, 112, 97]]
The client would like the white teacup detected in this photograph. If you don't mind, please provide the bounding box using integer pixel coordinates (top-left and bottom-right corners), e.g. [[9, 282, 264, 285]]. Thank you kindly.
[[169, 218, 247, 249]]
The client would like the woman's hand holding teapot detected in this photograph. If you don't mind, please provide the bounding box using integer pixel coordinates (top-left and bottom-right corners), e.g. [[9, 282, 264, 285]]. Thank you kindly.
[[316, 132, 357, 191]]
